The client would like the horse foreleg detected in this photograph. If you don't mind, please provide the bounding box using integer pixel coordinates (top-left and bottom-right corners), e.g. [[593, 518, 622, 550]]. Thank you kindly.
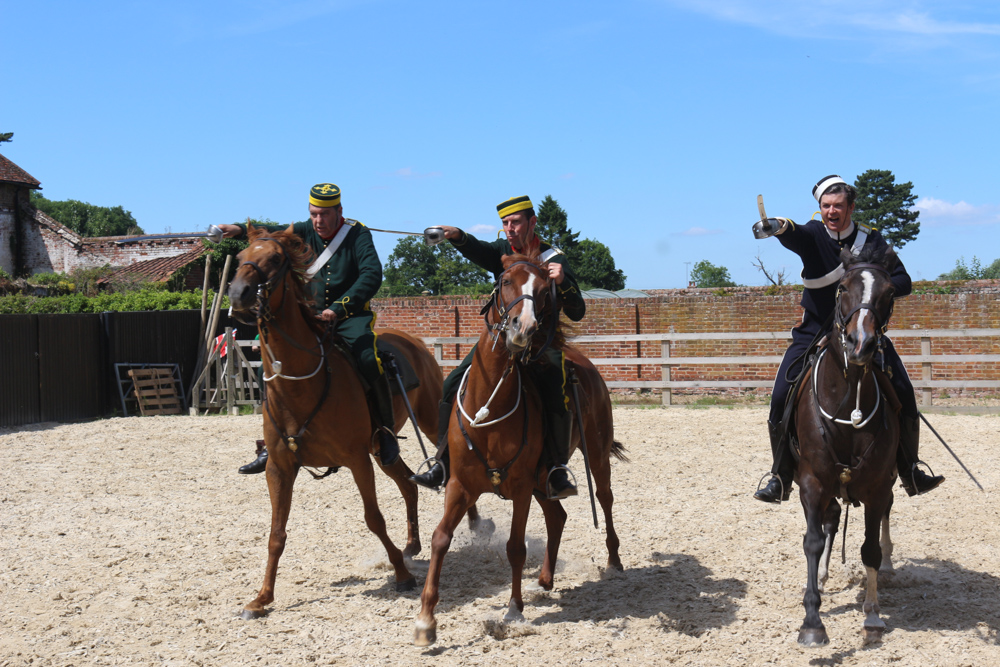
[[415, 481, 475, 647], [591, 455, 623, 571], [798, 498, 830, 646], [350, 463, 416, 592], [533, 496, 567, 591], [861, 501, 889, 645], [242, 465, 297, 620], [504, 492, 533, 623], [379, 457, 421, 557]]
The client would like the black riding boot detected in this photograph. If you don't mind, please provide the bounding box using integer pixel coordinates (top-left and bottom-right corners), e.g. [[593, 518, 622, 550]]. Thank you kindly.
[[371, 374, 399, 467], [754, 421, 794, 503], [410, 400, 451, 490], [546, 411, 578, 500], [897, 416, 945, 496], [239, 439, 268, 474]]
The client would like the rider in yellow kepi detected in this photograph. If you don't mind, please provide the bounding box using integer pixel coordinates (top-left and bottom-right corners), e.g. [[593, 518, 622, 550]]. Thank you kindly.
[[218, 183, 399, 474], [410, 195, 587, 499]]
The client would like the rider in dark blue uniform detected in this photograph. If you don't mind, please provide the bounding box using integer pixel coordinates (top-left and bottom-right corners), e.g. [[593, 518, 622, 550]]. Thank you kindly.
[[754, 175, 945, 503]]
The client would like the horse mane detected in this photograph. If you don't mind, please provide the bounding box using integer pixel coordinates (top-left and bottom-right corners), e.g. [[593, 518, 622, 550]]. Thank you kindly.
[[843, 243, 898, 273], [246, 223, 324, 334], [502, 253, 570, 352]]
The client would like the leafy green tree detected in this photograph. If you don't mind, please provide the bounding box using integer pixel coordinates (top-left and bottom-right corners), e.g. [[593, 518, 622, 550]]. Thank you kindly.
[[938, 256, 1000, 280], [690, 260, 737, 288], [575, 239, 626, 290], [0, 132, 12, 144], [535, 195, 580, 256], [853, 169, 920, 248], [382, 236, 491, 296], [30, 191, 143, 237]]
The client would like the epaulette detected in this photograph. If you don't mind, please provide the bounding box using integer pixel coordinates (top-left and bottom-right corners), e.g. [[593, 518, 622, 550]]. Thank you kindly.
[[344, 218, 360, 227]]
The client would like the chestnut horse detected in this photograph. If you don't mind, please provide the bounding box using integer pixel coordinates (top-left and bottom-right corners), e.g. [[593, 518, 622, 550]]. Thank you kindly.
[[415, 254, 626, 646], [229, 224, 443, 619], [794, 245, 903, 646]]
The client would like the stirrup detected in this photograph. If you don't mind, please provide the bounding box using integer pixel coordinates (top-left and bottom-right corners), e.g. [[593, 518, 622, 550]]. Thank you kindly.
[[411, 457, 445, 492], [545, 465, 578, 500], [902, 460, 943, 496], [754, 472, 789, 503]]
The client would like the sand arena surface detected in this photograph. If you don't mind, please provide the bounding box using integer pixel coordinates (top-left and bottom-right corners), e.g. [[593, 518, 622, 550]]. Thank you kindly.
[[1, 408, 998, 666]]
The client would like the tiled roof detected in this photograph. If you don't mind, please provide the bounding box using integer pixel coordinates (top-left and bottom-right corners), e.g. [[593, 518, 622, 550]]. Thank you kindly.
[[97, 248, 207, 285], [0, 152, 41, 187]]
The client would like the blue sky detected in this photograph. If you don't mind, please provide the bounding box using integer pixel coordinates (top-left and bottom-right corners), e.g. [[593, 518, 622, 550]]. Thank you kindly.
[[3, 0, 998, 288]]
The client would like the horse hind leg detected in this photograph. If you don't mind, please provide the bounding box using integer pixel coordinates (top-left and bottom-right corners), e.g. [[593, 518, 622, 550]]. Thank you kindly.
[[591, 449, 623, 571], [350, 463, 416, 592], [861, 502, 889, 645], [817, 500, 842, 593], [378, 457, 422, 557], [880, 501, 894, 573], [533, 495, 567, 591], [242, 466, 296, 620]]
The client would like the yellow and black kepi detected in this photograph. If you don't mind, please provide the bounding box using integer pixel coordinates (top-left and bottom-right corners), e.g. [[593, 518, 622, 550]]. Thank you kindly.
[[497, 195, 533, 218], [310, 183, 341, 208]]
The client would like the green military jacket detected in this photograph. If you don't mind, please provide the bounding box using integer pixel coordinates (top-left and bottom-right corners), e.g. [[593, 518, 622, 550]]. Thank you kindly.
[[450, 230, 586, 322], [236, 219, 382, 320]]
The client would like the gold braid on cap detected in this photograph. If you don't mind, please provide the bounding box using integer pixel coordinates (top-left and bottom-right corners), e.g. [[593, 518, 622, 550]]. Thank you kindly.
[[497, 195, 533, 218], [310, 183, 341, 208]]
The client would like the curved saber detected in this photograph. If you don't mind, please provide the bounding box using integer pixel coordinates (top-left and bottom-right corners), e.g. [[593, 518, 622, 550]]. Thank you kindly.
[[918, 411, 983, 491]]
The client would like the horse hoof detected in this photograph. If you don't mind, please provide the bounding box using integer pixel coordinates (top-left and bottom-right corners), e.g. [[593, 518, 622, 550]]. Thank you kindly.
[[403, 543, 422, 558], [241, 607, 266, 620], [396, 576, 417, 593], [797, 627, 829, 646], [863, 627, 885, 645], [503, 602, 525, 623], [414, 619, 437, 646]]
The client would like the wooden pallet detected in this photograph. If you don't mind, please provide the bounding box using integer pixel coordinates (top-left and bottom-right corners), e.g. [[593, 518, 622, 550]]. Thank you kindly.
[[128, 368, 183, 416]]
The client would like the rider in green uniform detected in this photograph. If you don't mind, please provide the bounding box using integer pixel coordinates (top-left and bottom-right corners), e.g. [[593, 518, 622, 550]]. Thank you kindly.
[[218, 183, 398, 474], [410, 195, 587, 499]]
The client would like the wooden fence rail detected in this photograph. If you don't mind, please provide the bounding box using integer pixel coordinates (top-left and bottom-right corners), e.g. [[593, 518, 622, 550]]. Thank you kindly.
[[422, 329, 1000, 408]]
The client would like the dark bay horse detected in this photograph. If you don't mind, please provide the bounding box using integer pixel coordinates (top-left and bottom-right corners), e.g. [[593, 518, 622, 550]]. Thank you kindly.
[[794, 245, 903, 646], [414, 254, 626, 646], [229, 224, 443, 619]]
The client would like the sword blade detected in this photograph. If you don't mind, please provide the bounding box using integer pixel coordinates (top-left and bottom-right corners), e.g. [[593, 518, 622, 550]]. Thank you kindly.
[[918, 411, 984, 490]]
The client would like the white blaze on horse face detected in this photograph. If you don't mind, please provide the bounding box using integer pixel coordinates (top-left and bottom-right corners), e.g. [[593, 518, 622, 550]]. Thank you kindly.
[[857, 270, 874, 331], [516, 272, 539, 334]]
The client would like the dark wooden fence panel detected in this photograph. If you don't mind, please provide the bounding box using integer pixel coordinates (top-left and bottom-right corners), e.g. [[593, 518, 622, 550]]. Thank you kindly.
[[38, 314, 106, 423], [0, 315, 41, 427]]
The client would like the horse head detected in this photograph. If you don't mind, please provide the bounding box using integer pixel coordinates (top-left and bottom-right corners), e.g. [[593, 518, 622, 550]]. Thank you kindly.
[[229, 223, 311, 321], [493, 254, 553, 356], [834, 245, 899, 367]]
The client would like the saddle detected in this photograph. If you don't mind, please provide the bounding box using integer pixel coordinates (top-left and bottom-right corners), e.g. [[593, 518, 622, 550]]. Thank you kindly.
[[328, 336, 420, 396]]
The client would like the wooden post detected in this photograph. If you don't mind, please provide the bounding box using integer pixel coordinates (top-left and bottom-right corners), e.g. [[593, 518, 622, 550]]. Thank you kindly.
[[225, 327, 237, 415], [661, 338, 672, 406], [199, 254, 211, 340], [921, 336, 933, 407], [205, 253, 233, 355], [434, 343, 443, 363]]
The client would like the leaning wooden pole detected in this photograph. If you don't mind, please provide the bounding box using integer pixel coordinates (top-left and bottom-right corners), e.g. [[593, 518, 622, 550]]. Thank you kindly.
[[199, 254, 212, 340], [205, 253, 233, 354]]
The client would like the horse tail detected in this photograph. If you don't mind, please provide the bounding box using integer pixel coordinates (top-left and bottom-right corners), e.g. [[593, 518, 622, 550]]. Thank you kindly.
[[610, 439, 629, 463]]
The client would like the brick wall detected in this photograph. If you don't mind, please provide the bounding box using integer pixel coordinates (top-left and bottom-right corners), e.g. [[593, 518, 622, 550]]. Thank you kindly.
[[373, 283, 1000, 397]]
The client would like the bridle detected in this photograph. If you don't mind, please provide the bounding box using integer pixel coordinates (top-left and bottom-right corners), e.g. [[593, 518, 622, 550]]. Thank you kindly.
[[833, 262, 895, 373], [482, 260, 559, 364]]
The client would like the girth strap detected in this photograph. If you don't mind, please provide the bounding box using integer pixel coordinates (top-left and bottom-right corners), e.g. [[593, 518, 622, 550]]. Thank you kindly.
[[457, 389, 530, 500]]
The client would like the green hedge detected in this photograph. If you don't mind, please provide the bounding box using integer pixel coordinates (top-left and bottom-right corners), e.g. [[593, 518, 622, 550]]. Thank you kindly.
[[0, 289, 227, 314]]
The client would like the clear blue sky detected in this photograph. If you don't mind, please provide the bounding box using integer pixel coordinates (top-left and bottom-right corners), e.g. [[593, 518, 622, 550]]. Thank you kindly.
[[3, 1, 998, 288]]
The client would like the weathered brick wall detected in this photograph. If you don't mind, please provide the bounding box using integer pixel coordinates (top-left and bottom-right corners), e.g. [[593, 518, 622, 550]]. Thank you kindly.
[[373, 284, 1000, 395]]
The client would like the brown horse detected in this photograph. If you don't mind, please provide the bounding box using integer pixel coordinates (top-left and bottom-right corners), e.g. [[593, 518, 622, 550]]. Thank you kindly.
[[414, 254, 626, 646], [793, 245, 902, 646], [229, 224, 442, 619]]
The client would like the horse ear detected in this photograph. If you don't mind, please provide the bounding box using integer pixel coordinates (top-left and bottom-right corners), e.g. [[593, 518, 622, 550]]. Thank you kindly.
[[501, 254, 517, 269], [285, 223, 295, 235], [246, 219, 261, 240], [839, 247, 855, 267]]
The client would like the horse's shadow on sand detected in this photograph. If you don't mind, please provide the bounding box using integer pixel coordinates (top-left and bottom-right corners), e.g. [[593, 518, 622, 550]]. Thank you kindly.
[[532, 551, 746, 635], [822, 557, 1000, 644]]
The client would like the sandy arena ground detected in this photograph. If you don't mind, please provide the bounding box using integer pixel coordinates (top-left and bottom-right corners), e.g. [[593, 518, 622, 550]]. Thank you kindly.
[[1, 408, 998, 666]]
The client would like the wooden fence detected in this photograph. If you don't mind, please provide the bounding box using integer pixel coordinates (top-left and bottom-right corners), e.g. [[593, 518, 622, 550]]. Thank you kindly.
[[423, 329, 1000, 412]]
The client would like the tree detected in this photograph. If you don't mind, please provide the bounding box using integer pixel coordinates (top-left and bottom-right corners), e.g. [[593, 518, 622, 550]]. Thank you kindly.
[[535, 195, 580, 257], [382, 236, 491, 296], [937, 256, 1000, 280], [0, 132, 12, 144], [690, 260, 736, 288], [751, 250, 787, 286], [30, 191, 143, 237], [853, 169, 920, 247], [575, 239, 626, 290]]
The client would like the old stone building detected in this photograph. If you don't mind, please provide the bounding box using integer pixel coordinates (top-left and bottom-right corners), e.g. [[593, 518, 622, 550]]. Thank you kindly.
[[1, 152, 203, 278]]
